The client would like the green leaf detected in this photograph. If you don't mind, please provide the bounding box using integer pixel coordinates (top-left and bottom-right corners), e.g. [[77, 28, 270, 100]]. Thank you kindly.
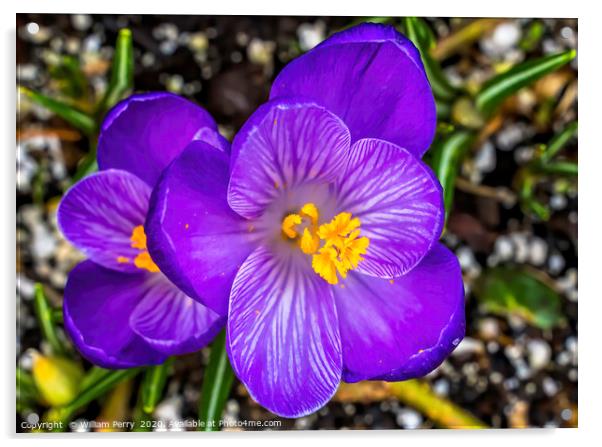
[[69, 139, 98, 186], [33, 283, 67, 355], [432, 18, 504, 61], [19, 86, 96, 136], [519, 21, 545, 52], [388, 380, 488, 428], [402, 17, 459, 102], [51, 308, 63, 324], [48, 54, 88, 99], [17, 367, 41, 404], [96, 28, 134, 117], [540, 121, 578, 163], [51, 368, 141, 426], [473, 267, 565, 330], [141, 359, 173, 414], [198, 330, 234, 432], [535, 161, 578, 177], [80, 366, 112, 391], [475, 49, 576, 116], [428, 131, 475, 222]]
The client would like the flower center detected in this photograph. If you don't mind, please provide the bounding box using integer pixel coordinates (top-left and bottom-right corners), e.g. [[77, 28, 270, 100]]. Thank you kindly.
[[116, 225, 160, 273], [281, 202, 370, 285]]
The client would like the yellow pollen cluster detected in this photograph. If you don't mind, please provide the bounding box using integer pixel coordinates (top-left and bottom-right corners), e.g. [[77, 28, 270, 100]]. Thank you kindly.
[[116, 225, 160, 273], [281, 203, 369, 285]]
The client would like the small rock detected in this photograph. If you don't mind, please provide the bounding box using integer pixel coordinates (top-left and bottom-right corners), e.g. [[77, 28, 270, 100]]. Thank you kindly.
[[297, 21, 326, 51], [548, 253, 565, 274], [478, 318, 500, 340], [527, 339, 551, 370], [452, 337, 484, 357], [474, 140, 496, 173], [396, 408, 422, 429], [528, 237, 548, 266], [542, 377, 559, 396], [71, 14, 92, 31], [494, 236, 514, 261]]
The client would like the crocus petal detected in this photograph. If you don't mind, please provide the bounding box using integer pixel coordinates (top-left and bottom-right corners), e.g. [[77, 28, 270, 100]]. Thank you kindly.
[[333, 243, 465, 382], [129, 275, 224, 355], [146, 141, 259, 316], [227, 246, 342, 417], [98, 92, 228, 187], [228, 98, 351, 219], [270, 23, 436, 158], [63, 260, 166, 368], [58, 170, 151, 273], [334, 138, 444, 278]]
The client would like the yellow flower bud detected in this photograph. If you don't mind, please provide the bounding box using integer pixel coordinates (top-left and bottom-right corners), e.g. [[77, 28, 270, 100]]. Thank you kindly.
[[31, 352, 84, 407]]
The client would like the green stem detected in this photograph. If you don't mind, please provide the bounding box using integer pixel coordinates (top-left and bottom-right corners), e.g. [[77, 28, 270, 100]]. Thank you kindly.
[[96, 28, 134, 118], [52, 368, 141, 427], [141, 359, 173, 414], [19, 86, 96, 136], [429, 131, 475, 223], [389, 380, 488, 428], [536, 161, 578, 177], [33, 284, 66, 355], [476, 50, 576, 116], [540, 121, 578, 163], [197, 331, 234, 432]]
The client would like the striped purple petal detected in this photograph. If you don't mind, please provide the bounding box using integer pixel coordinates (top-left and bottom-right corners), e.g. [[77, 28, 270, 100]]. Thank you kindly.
[[98, 92, 228, 187], [63, 261, 166, 368], [270, 23, 436, 158], [333, 138, 444, 278], [227, 246, 342, 417], [129, 274, 224, 355], [332, 243, 465, 382], [228, 98, 350, 219], [146, 141, 259, 316], [58, 169, 151, 273]]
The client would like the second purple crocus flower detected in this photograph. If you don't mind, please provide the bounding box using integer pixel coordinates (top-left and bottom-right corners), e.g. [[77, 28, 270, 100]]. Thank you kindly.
[[146, 23, 465, 417], [58, 92, 227, 368]]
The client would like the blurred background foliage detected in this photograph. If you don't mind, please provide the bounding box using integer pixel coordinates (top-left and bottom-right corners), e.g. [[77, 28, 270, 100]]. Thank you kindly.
[[17, 15, 577, 431]]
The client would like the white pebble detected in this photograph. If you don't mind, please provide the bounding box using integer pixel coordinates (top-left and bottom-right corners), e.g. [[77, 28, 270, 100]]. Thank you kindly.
[[396, 408, 422, 429], [297, 21, 326, 51], [529, 237, 548, 266], [26, 22, 40, 35], [527, 339, 551, 370], [495, 236, 514, 261], [479, 318, 500, 339], [511, 233, 529, 263], [550, 194, 567, 210], [452, 337, 484, 357], [548, 253, 565, 274], [542, 377, 559, 396], [474, 141, 496, 173], [71, 14, 92, 31], [493, 23, 522, 49]]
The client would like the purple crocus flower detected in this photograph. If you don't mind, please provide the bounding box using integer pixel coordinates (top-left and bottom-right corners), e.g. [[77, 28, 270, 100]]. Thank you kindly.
[[58, 92, 228, 368], [146, 23, 465, 417]]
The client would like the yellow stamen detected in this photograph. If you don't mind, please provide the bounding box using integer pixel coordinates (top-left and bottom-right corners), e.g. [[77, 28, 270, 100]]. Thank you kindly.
[[300, 202, 319, 226], [279, 203, 370, 285], [130, 225, 147, 249], [300, 227, 320, 254], [281, 213, 302, 238], [116, 225, 161, 273], [134, 251, 160, 272], [311, 246, 339, 285]]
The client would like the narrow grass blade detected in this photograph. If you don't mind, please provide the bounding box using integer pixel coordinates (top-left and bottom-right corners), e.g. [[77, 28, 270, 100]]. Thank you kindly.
[[198, 331, 234, 432], [476, 50, 576, 116], [19, 87, 96, 136]]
